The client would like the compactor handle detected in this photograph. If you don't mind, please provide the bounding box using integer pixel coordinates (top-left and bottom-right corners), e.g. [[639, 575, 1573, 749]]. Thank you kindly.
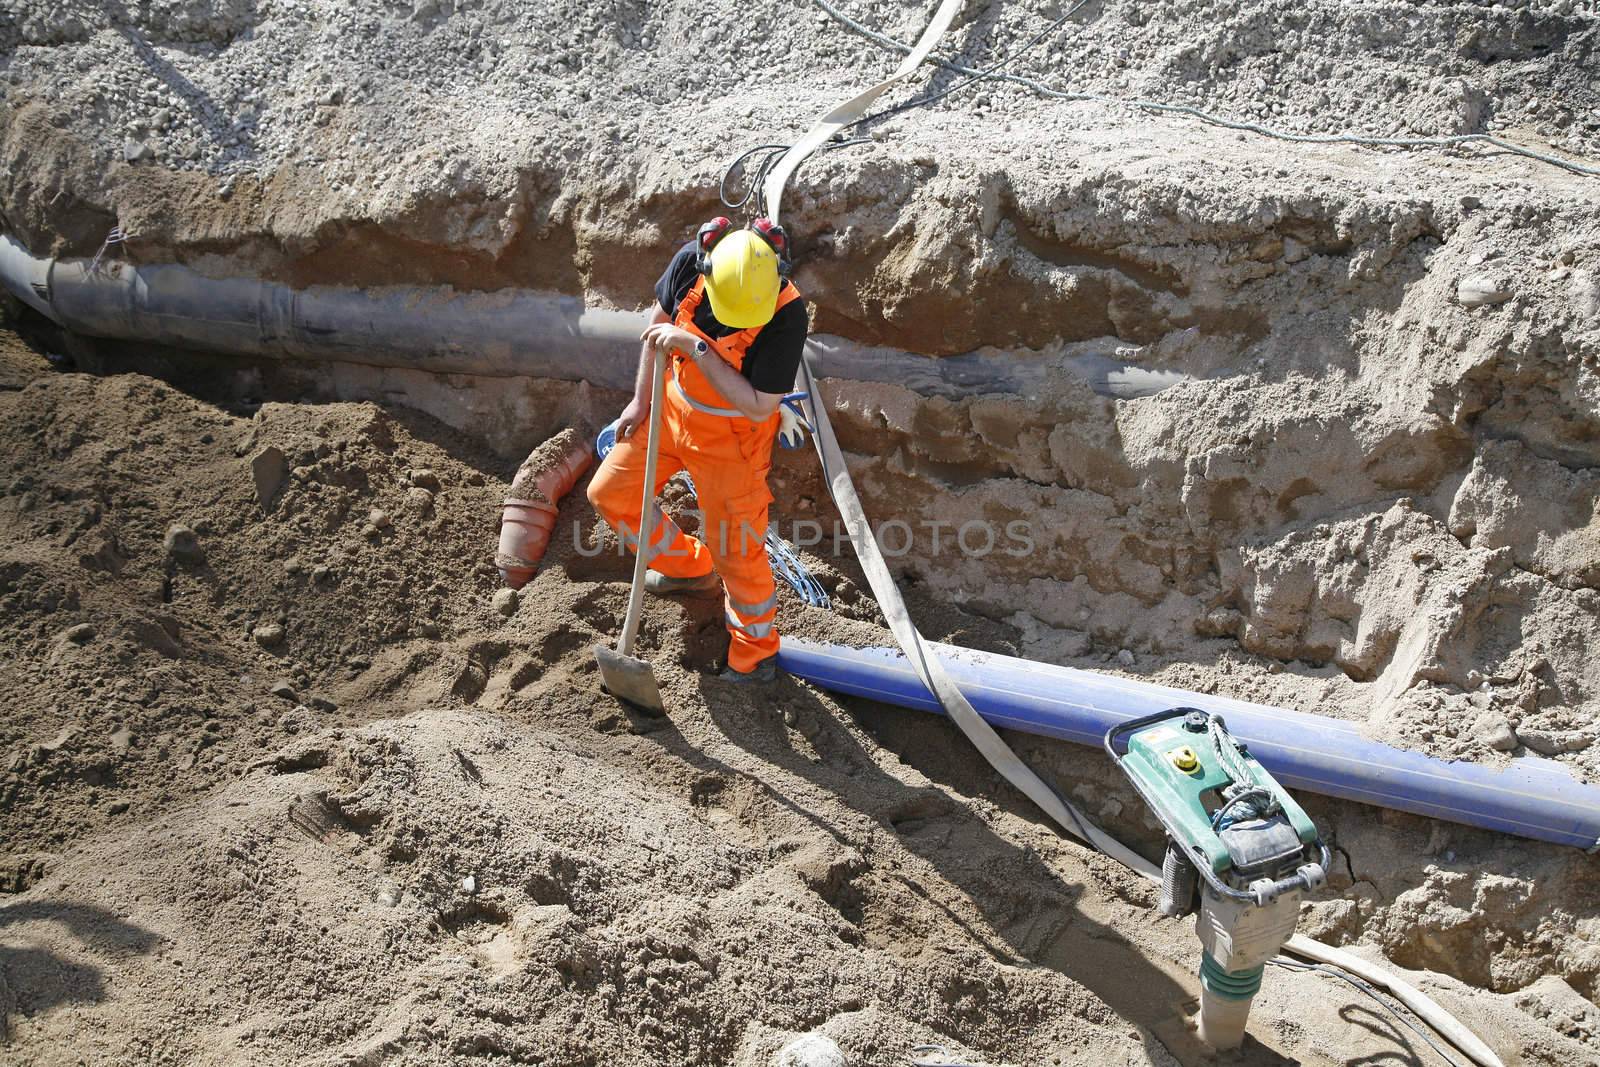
[[1103, 706, 1201, 760], [1243, 852, 1330, 905]]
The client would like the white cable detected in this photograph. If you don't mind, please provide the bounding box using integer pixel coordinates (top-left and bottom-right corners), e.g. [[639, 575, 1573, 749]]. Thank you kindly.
[[800, 351, 1155, 875]]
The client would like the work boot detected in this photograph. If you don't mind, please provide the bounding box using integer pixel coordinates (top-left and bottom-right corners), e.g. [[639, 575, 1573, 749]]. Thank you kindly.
[[644, 570, 720, 597], [718, 655, 778, 684]]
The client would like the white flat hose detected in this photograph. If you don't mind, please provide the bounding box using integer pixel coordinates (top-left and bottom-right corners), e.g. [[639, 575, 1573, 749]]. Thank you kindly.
[[765, 7, 1502, 1066], [761, 0, 964, 223], [800, 353, 1156, 875]]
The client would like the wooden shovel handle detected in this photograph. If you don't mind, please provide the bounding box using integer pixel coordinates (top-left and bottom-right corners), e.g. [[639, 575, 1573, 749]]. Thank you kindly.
[[616, 349, 665, 658]]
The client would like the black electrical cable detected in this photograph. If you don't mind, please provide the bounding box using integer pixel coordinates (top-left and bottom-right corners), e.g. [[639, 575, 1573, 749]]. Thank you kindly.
[[1267, 958, 1466, 1067], [718, 142, 790, 212], [719, 136, 871, 216]]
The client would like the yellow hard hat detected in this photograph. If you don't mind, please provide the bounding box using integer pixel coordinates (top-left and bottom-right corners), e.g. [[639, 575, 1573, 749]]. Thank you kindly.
[[704, 229, 780, 329]]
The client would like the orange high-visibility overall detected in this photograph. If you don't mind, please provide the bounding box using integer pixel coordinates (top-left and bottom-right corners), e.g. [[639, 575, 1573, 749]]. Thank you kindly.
[[588, 276, 802, 672]]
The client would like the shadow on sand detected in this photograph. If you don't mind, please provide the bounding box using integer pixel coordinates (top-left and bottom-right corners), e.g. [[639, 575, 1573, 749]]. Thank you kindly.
[[0, 899, 162, 1041]]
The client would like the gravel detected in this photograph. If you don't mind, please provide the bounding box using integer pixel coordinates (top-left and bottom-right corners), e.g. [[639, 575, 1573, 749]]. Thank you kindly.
[[2, 0, 1597, 203]]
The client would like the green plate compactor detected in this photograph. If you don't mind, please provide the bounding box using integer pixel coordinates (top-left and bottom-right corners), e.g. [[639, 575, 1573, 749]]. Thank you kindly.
[[1107, 708, 1331, 1049]]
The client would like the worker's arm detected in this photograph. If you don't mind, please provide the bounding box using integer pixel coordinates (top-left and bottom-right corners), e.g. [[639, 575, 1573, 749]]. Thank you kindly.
[[617, 307, 672, 438], [640, 322, 783, 422]]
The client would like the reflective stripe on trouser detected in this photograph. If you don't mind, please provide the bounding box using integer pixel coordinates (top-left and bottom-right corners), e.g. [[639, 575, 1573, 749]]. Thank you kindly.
[[714, 528, 779, 673], [617, 504, 689, 563], [670, 361, 742, 418]]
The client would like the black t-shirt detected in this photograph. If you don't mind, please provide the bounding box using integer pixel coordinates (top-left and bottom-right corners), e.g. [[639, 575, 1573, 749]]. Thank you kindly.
[[654, 241, 808, 395]]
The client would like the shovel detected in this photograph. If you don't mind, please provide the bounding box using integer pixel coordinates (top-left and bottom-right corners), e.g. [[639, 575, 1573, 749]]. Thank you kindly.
[[594, 344, 667, 715]]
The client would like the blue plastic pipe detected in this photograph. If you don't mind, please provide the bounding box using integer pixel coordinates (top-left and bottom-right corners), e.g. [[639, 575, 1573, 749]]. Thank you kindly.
[[777, 638, 1600, 850]]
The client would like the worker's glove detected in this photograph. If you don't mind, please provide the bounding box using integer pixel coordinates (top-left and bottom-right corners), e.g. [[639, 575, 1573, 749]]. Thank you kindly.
[[777, 392, 813, 450]]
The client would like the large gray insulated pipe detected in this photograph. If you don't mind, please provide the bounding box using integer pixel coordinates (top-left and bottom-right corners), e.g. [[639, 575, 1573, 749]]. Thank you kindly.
[[0, 234, 1185, 399], [0, 233, 55, 320], [0, 235, 644, 389]]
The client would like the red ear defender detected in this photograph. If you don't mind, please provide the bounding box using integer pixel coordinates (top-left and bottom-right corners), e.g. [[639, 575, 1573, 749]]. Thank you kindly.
[[695, 216, 733, 274], [749, 217, 793, 276]]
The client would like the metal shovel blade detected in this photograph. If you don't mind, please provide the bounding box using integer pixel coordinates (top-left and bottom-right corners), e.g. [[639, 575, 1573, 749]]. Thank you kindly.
[[594, 643, 665, 715]]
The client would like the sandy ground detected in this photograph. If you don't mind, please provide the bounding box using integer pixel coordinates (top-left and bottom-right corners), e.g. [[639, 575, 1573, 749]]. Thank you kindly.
[[4, 0, 1600, 1063], [0, 331, 1596, 1065]]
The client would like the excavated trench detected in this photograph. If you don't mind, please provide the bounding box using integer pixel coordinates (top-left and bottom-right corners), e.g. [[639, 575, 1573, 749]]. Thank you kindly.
[[6, 163, 1599, 1026]]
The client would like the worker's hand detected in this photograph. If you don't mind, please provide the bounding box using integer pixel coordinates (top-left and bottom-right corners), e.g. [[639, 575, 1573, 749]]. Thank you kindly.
[[777, 392, 813, 450], [617, 395, 650, 439], [640, 322, 699, 358]]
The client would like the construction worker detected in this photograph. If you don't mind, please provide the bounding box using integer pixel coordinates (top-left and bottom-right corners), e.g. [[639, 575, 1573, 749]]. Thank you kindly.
[[587, 217, 807, 683]]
